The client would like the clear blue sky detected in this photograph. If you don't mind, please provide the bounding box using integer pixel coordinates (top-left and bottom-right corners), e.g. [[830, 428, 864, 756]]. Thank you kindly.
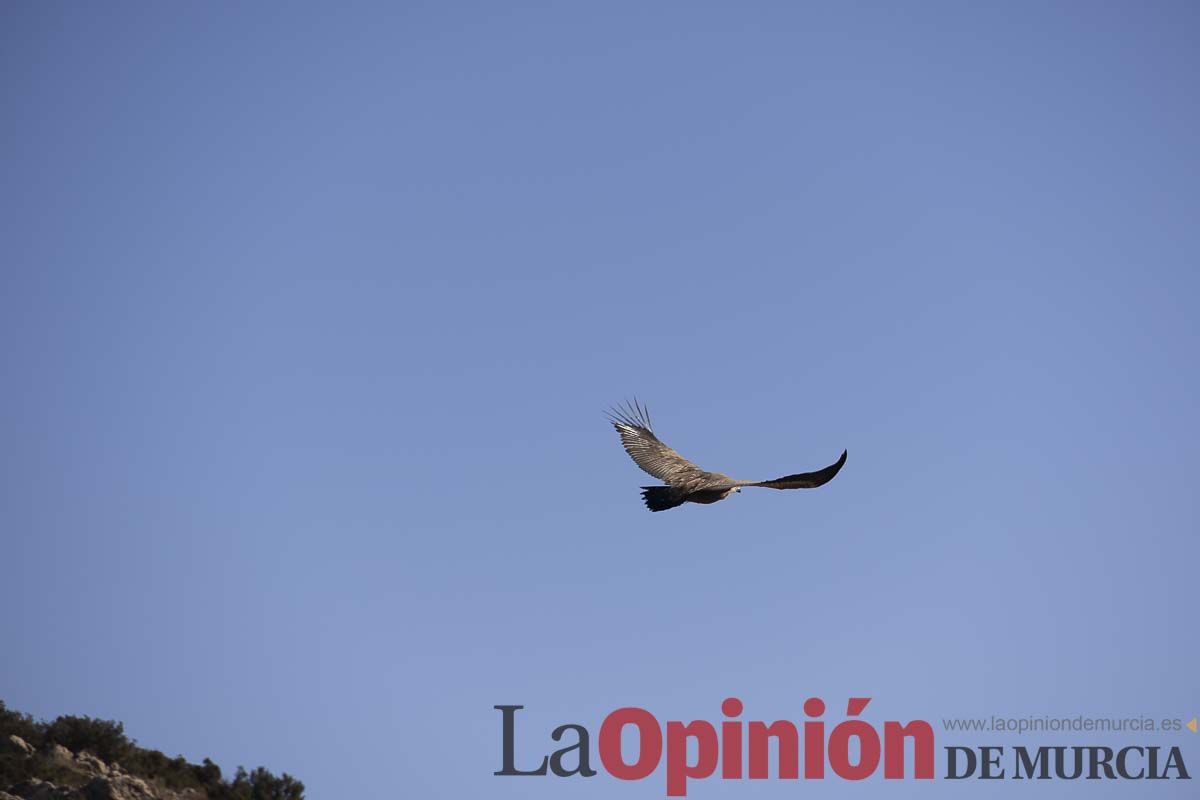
[[2, 3, 1197, 798]]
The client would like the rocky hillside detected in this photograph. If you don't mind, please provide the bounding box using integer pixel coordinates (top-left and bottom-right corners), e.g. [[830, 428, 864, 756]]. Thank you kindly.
[[1, 702, 302, 800]]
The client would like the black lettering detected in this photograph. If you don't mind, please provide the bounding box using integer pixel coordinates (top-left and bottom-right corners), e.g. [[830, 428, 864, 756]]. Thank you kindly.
[[1088, 746, 1115, 779], [494, 705, 549, 776], [1117, 746, 1144, 779], [1163, 747, 1191, 780], [980, 746, 1004, 779], [549, 724, 596, 777], [1014, 746, 1051, 779], [944, 747, 976, 779]]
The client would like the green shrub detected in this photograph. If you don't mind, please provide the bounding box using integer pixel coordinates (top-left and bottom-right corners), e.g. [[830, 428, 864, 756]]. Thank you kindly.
[[44, 715, 131, 764], [0, 700, 303, 799], [0, 700, 44, 747]]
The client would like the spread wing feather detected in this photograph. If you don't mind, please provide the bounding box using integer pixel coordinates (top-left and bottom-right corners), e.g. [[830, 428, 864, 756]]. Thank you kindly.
[[607, 400, 709, 486], [748, 449, 848, 490]]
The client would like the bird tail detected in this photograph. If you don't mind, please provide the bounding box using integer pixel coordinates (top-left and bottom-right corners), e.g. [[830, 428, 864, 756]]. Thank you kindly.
[[641, 486, 685, 512]]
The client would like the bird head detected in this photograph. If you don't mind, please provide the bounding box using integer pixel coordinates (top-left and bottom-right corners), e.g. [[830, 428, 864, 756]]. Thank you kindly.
[[733, 487, 741, 493]]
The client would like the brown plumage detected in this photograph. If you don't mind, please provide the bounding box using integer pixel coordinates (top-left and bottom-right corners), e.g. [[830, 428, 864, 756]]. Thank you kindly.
[[607, 400, 847, 512]]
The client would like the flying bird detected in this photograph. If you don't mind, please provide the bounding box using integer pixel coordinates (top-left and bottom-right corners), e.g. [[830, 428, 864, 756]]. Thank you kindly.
[[608, 400, 847, 512]]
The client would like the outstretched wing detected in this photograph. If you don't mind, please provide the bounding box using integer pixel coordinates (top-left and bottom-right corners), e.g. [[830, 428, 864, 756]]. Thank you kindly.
[[608, 400, 709, 486], [749, 449, 847, 490]]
